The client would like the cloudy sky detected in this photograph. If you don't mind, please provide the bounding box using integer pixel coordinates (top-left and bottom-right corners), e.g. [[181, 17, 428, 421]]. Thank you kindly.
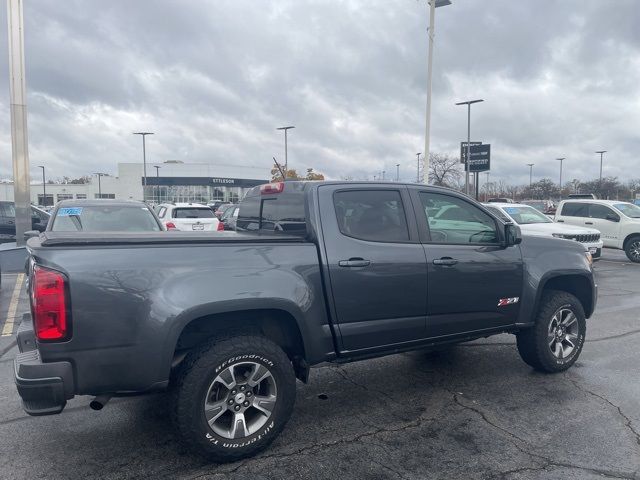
[[0, 0, 638, 185]]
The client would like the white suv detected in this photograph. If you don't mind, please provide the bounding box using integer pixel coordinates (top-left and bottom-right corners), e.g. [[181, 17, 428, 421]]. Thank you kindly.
[[555, 199, 640, 262], [484, 203, 603, 260], [156, 203, 222, 232]]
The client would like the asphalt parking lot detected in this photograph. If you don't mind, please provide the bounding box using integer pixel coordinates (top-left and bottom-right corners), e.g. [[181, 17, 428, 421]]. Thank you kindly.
[[0, 250, 639, 480]]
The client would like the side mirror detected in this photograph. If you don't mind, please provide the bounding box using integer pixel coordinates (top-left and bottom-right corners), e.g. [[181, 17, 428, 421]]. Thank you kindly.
[[24, 230, 40, 241], [505, 223, 522, 247], [606, 214, 619, 222]]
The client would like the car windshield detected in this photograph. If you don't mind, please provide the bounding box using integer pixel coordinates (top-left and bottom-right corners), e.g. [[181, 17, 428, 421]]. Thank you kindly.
[[614, 203, 640, 218], [173, 208, 215, 219], [501, 206, 552, 224], [51, 205, 161, 232]]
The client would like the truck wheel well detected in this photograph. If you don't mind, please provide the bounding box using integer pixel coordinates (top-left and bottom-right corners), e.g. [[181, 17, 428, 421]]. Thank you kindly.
[[623, 233, 640, 250], [542, 275, 593, 318], [174, 309, 305, 363]]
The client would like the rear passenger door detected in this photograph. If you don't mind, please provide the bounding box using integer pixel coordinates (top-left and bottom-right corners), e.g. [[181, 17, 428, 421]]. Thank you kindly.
[[318, 185, 428, 352], [410, 190, 523, 339]]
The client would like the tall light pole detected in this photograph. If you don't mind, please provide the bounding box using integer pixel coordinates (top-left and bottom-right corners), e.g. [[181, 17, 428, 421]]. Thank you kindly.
[[527, 163, 534, 189], [133, 132, 154, 200], [154, 165, 161, 203], [484, 171, 490, 202], [93, 172, 106, 198], [277, 126, 295, 179], [37, 165, 46, 206], [396, 163, 400, 182], [423, 0, 452, 184], [416, 152, 422, 183], [596, 150, 606, 186], [556, 157, 565, 196], [455, 99, 484, 195]]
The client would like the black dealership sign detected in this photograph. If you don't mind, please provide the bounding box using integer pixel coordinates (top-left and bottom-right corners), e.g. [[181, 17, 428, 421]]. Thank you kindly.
[[460, 141, 482, 164], [467, 144, 491, 172]]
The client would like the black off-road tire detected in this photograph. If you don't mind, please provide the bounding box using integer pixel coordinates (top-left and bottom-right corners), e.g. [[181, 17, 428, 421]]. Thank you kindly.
[[624, 235, 640, 263], [171, 334, 296, 462], [516, 290, 586, 373]]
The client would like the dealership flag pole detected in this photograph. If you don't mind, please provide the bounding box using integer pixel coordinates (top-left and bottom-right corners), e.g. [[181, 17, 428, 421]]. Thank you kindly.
[[7, 0, 31, 246]]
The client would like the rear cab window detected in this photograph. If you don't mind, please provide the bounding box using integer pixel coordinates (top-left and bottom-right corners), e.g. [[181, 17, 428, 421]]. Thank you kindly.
[[236, 183, 307, 234]]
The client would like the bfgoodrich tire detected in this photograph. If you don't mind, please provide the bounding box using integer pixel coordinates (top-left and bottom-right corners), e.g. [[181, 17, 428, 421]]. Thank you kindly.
[[624, 235, 640, 263], [172, 335, 296, 462], [516, 290, 586, 373]]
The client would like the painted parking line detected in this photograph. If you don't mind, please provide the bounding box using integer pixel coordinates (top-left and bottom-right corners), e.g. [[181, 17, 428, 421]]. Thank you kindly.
[[1, 273, 24, 337]]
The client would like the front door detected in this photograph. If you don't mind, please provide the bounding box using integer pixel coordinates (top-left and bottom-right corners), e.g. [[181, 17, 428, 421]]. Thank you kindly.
[[318, 185, 428, 352], [410, 190, 523, 339], [585, 203, 621, 247]]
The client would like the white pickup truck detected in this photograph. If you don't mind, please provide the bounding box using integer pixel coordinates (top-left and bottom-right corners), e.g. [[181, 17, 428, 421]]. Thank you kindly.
[[554, 199, 640, 262]]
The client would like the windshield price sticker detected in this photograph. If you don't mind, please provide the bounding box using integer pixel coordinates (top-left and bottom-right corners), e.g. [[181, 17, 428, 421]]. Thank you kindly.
[[58, 207, 83, 216], [504, 207, 518, 214]]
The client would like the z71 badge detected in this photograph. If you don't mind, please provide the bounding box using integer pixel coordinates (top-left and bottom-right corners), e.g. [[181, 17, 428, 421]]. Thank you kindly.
[[498, 297, 520, 307]]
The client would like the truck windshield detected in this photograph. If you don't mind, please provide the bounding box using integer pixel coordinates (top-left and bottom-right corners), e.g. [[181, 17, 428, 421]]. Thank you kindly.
[[614, 203, 640, 218], [51, 205, 161, 232]]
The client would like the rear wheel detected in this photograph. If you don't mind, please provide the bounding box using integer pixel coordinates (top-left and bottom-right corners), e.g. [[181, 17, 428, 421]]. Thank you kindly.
[[625, 235, 640, 263], [516, 290, 586, 373], [172, 335, 296, 462]]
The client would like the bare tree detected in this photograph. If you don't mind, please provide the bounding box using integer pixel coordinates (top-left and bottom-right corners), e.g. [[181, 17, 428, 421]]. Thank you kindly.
[[428, 153, 462, 188]]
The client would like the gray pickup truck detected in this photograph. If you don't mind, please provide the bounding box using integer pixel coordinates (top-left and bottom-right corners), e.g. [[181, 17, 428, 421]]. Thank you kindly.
[[15, 181, 596, 462]]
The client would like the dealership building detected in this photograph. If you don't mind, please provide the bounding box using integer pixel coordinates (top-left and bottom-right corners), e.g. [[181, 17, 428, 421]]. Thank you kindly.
[[0, 161, 270, 206]]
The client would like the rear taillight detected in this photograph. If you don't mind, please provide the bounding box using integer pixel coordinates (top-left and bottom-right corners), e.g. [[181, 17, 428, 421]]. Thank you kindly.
[[261, 182, 284, 194], [166, 222, 176, 230], [31, 265, 70, 341], [217, 221, 224, 231]]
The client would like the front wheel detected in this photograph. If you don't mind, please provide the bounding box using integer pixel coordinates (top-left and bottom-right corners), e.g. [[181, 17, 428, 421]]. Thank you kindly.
[[172, 335, 296, 462], [516, 290, 586, 373], [625, 236, 640, 263]]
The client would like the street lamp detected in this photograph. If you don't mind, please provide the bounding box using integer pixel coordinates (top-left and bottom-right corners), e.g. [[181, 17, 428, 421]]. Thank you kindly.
[[154, 165, 161, 202], [527, 163, 534, 189], [133, 132, 154, 199], [396, 163, 400, 182], [93, 172, 107, 198], [455, 99, 484, 195], [37, 165, 46, 206], [556, 158, 565, 195], [423, 0, 452, 184], [416, 152, 422, 183], [596, 150, 606, 186], [277, 126, 295, 179], [484, 171, 490, 202], [382, 170, 386, 181]]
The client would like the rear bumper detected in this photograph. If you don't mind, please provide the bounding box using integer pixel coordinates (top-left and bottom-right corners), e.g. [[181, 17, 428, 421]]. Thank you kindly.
[[13, 315, 74, 416]]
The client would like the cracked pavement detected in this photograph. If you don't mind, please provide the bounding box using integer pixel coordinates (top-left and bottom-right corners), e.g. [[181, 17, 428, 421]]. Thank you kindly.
[[0, 249, 639, 479]]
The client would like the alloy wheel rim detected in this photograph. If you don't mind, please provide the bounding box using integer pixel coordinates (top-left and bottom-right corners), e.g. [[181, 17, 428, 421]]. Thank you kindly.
[[547, 307, 579, 360], [203, 361, 277, 440], [630, 241, 640, 261]]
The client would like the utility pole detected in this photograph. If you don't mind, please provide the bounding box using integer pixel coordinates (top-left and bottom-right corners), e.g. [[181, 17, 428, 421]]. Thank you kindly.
[[396, 163, 400, 182], [382, 170, 386, 181], [416, 153, 422, 183], [455, 99, 484, 196], [556, 157, 565, 198], [527, 163, 534, 189], [596, 150, 606, 188], [154, 165, 161, 203], [7, 0, 31, 246], [277, 126, 295, 179], [93, 172, 106, 198], [484, 171, 490, 202], [133, 132, 154, 200], [38, 165, 46, 206], [423, 0, 452, 184]]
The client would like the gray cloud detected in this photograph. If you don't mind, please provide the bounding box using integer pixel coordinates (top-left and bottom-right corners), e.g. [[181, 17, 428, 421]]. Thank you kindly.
[[0, 0, 638, 186]]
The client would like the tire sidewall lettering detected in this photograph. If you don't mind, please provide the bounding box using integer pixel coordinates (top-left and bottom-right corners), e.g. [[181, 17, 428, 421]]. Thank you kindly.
[[215, 354, 274, 374], [206, 420, 275, 448]]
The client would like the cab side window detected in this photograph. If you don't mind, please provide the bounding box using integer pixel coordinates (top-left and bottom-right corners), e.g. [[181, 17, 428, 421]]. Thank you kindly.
[[560, 202, 588, 217], [419, 192, 498, 244], [589, 204, 619, 221]]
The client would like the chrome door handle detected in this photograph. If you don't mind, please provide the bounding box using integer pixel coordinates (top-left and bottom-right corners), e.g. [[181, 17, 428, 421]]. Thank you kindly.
[[433, 257, 458, 266], [339, 258, 371, 268], [585, 222, 594, 225]]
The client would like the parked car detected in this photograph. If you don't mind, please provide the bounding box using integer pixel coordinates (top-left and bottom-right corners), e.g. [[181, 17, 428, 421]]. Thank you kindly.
[[214, 203, 234, 219], [206, 200, 225, 212], [156, 202, 223, 231], [220, 205, 239, 230], [45, 199, 163, 233], [520, 199, 556, 215], [568, 193, 597, 199], [484, 203, 603, 260], [555, 199, 640, 262], [0, 201, 50, 243], [17, 181, 596, 462]]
